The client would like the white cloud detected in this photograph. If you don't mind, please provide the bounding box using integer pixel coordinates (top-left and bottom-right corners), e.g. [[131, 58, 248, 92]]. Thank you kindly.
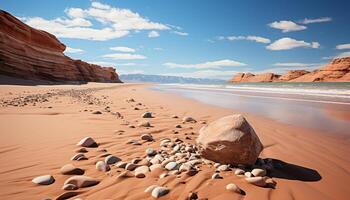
[[273, 63, 319, 68], [22, 2, 170, 40], [154, 47, 163, 51], [336, 43, 350, 50], [335, 51, 350, 58], [110, 46, 136, 52], [226, 35, 271, 44], [300, 17, 332, 24], [163, 59, 247, 69], [148, 31, 160, 38], [173, 31, 188, 36], [161, 70, 244, 80], [102, 53, 146, 60], [64, 47, 84, 53], [269, 20, 306, 32], [88, 61, 115, 66], [118, 69, 145, 74], [266, 37, 320, 50]]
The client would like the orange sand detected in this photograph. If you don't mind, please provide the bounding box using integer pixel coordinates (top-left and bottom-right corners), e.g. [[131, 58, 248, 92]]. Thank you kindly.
[[0, 83, 349, 200]]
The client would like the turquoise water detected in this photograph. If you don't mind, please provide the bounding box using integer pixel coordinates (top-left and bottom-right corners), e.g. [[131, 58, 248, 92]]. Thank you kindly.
[[153, 82, 350, 135]]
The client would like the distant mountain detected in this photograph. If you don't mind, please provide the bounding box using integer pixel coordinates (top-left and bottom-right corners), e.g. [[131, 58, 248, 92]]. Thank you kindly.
[[120, 74, 225, 84]]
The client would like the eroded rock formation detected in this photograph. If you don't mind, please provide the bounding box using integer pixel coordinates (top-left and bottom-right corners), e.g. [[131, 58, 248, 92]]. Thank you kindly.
[[230, 57, 350, 83], [0, 10, 121, 83]]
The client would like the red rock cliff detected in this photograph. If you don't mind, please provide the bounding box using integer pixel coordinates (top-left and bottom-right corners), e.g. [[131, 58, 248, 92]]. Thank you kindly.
[[230, 57, 350, 83], [0, 10, 122, 83]]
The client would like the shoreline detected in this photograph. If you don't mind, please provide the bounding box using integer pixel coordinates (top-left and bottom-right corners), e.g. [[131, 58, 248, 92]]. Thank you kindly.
[[0, 83, 349, 200]]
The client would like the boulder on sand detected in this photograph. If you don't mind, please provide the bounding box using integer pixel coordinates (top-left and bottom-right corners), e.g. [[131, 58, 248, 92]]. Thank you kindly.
[[196, 114, 263, 165]]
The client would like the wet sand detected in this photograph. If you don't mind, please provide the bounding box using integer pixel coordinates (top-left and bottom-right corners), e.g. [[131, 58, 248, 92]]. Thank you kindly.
[[0, 83, 349, 200]]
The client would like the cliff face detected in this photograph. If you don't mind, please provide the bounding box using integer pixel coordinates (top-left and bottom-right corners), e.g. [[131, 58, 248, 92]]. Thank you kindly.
[[230, 57, 350, 83], [0, 10, 122, 83]]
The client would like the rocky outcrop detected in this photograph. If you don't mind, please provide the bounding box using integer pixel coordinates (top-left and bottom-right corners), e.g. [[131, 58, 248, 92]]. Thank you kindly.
[[230, 57, 350, 83], [196, 114, 263, 165], [0, 10, 122, 83]]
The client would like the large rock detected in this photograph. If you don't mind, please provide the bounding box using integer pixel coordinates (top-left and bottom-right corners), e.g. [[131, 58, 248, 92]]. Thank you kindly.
[[0, 10, 122, 83], [196, 114, 263, 165]]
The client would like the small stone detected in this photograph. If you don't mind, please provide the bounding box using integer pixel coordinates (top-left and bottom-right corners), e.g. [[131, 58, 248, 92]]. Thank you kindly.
[[125, 163, 138, 171], [105, 155, 121, 165], [152, 186, 170, 198], [217, 165, 230, 171], [165, 162, 178, 170], [142, 112, 152, 118], [182, 116, 196, 123], [71, 153, 87, 161], [116, 161, 128, 168], [188, 192, 198, 200], [150, 164, 163, 171], [126, 139, 141, 145], [60, 164, 84, 175], [211, 173, 222, 179], [32, 175, 55, 185], [144, 185, 158, 193], [96, 161, 110, 172], [245, 176, 267, 187], [171, 115, 179, 118], [92, 111, 102, 114], [175, 124, 182, 128], [251, 168, 266, 177], [77, 137, 98, 147], [141, 134, 153, 141], [76, 148, 88, 153], [146, 148, 157, 156], [244, 172, 253, 178], [134, 166, 150, 178], [62, 183, 78, 190], [138, 121, 151, 127], [234, 169, 245, 176], [64, 176, 99, 188], [128, 125, 136, 128], [226, 183, 242, 194], [186, 168, 198, 176]]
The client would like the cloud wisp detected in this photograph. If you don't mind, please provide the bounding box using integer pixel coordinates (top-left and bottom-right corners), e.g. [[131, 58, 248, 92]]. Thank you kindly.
[[164, 59, 247, 69], [300, 17, 332, 24], [110, 46, 136, 53], [336, 43, 350, 50], [220, 35, 271, 44], [102, 53, 147, 60], [64, 47, 84, 53], [268, 20, 306, 32], [266, 37, 320, 50]]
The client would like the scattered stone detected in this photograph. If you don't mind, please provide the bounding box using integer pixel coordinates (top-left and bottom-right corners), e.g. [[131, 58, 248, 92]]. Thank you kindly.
[[226, 183, 242, 194], [125, 163, 138, 171], [126, 139, 141, 145], [188, 192, 198, 200], [134, 166, 150, 178], [244, 172, 253, 178], [171, 115, 179, 118], [141, 134, 153, 141], [146, 148, 157, 156], [175, 124, 182, 128], [234, 169, 245, 176], [105, 155, 121, 165], [77, 137, 98, 147], [150, 164, 162, 171], [196, 114, 263, 165], [60, 164, 84, 175], [116, 161, 128, 168], [32, 175, 55, 185], [245, 177, 267, 187], [142, 112, 152, 118], [152, 186, 170, 198], [64, 176, 99, 188], [62, 183, 78, 190], [126, 98, 135, 102], [96, 161, 110, 172], [76, 148, 88, 153], [71, 153, 87, 161], [186, 168, 198, 176], [217, 165, 230, 171], [182, 116, 196, 123], [211, 173, 222, 179], [145, 185, 158, 193], [138, 121, 151, 127], [165, 161, 178, 170], [251, 168, 266, 177], [128, 125, 136, 128], [92, 111, 102, 114]]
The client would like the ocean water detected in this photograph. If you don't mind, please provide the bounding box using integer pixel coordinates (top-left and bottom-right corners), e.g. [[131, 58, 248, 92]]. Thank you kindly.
[[152, 82, 350, 135]]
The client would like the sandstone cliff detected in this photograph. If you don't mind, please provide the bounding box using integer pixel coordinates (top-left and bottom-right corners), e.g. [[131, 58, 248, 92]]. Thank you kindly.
[[0, 10, 122, 83], [230, 57, 350, 83]]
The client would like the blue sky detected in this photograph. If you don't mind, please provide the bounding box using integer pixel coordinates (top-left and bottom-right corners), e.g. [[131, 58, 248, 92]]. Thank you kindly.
[[2, 0, 350, 79]]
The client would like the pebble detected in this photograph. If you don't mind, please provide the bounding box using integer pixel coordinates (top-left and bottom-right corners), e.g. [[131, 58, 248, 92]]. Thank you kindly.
[[171, 115, 179, 118], [234, 169, 245, 175], [152, 186, 170, 198], [76, 148, 88, 153], [226, 183, 242, 194], [182, 116, 196, 123], [32, 175, 55, 185], [126, 139, 141, 145], [60, 164, 84, 175], [245, 176, 267, 187], [211, 173, 223, 179], [116, 161, 128, 168], [142, 112, 152, 118], [175, 124, 182, 128], [138, 121, 151, 127], [244, 172, 253, 178], [251, 168, 266, 177], [217, 164, 230, 171], [64, 175, 99, 188], [125, 163, 138, 171], [92, 111, 102, 114], [165, 161, 178, 170], [150, 164, 163, 171], [71, 153, 87, 161], [141, 134, 153, 141], [76, 137, 97, 147], [146, 148, 157, 156], [144, 185, 158, 193], [134, 166, 150, 178], [96, 161, 110, 172], [105, 155, 121, 165], [62, 183, 78, 190], [188, 192, 198, 200]]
